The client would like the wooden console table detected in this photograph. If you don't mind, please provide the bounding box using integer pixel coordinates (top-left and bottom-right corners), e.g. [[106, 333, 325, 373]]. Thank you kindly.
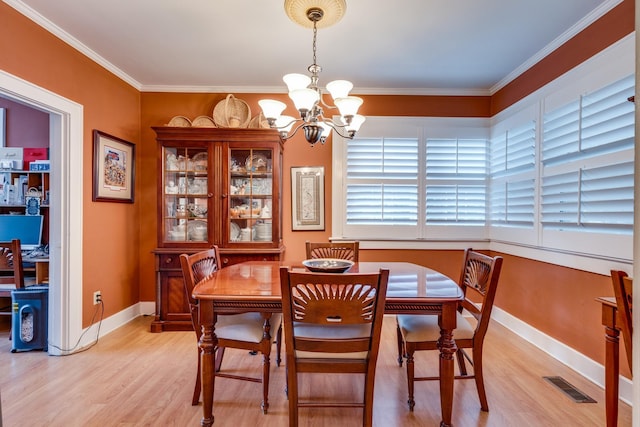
[[595, 296, 621, 427]]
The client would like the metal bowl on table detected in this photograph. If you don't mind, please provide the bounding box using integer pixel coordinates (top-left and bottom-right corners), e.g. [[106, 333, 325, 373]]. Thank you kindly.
[[302, 258, 354, 273]]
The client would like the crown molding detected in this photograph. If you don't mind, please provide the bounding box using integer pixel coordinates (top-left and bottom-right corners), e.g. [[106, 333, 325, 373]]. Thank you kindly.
[[4, 0, 143, 90], [489, 0, 623, 94], [6, 0, 623, 98]]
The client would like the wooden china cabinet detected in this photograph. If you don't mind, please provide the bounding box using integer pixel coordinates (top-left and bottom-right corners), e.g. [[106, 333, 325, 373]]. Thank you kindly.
[[151, 127, 285, 332]]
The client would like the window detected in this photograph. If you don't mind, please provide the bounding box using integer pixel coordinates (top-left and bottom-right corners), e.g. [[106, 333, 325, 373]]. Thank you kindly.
[[425, 138, 487, 225], [541, 74, 635, 234], [335, 117, 489, 241], [345, 137, 419, 225], [490, 121, 536, 227]]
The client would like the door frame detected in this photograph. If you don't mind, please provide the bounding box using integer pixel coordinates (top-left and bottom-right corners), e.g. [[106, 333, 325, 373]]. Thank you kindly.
[[0, 70, 84, 355]]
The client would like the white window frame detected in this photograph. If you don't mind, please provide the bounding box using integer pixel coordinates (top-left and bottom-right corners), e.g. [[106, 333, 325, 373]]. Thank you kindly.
[[333, 116, 490, 241]]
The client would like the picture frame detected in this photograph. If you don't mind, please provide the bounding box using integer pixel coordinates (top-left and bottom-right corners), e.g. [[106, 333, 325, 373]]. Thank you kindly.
[[291, 166, 324, 231], [92, 130, 135, 203]]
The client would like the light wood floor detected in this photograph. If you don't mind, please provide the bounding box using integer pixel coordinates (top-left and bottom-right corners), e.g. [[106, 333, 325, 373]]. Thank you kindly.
[[0, 315, 631, 427]]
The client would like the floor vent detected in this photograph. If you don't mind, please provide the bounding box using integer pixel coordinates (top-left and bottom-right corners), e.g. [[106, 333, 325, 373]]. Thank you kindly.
[[543, 376, 596, 403]]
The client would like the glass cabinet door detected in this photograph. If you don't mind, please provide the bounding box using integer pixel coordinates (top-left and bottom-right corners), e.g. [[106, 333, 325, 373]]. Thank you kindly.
[[162, 146, 210, 244], [228, 148, 273, 244]]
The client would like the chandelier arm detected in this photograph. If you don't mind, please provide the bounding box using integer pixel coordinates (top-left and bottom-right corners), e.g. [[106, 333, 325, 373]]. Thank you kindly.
[[280, 121, 307, 140], [320, 118, 352, 139], [317, 92, 339, 111], [271, 117, 301, 131]]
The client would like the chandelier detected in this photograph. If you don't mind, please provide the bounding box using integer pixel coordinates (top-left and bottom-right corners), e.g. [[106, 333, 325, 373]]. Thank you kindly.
[[259, 1, 365, 146]]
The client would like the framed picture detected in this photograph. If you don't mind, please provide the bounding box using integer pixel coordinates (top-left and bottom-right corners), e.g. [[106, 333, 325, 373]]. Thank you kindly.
[[291, 166, 324, 231], [92, 130, 135, 203]]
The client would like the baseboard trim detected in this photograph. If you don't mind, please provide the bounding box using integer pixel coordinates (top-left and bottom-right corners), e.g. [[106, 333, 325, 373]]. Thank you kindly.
[[69, 301, 156, 353], [492, 307, 633, 405]]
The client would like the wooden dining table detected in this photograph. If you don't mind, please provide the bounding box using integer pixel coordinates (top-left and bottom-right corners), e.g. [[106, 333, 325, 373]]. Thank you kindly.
[[192, 260, 464, 427]]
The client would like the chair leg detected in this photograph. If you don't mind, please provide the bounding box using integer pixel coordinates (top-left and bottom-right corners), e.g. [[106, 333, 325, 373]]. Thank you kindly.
[[261, 353, 271, 414], [456, 348, 468, 376], [472, 345, 489, 411], [405, 346, 416, 411], [192, 348, 202, 405], [276, 325, 283, 367], [396, 322, 404, 367], [287, 367, 298, 427], [215, 347, 225, 372], [363, 372, 375, 427], [284, 364, 289, 398]]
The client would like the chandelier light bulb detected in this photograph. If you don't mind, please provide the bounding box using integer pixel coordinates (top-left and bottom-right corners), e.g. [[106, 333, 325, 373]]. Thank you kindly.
[[283, 73, 312, 92], [346, 114, 366, 132], [334, 96, 363, 118], [326, 80, 353, 100], [258, 99, 287, 122], [289, 88, 320, 112]]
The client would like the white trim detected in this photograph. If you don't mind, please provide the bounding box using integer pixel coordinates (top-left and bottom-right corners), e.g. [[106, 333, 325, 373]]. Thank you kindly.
[[492, 306, 634, 406], [64, 302, 154, 351], [76, 302, 154, 347], [0, 69, 83, 356], [139, 84, 492, 97]]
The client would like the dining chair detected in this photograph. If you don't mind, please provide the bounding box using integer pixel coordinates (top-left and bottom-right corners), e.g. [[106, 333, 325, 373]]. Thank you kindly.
[[179, 247, 282, 413], [610, 270, 632, 373], [396, 248, 503, 412], [305, 240, 360, 262], [279, 266, 389, 427], [0, 239, 25, 331]]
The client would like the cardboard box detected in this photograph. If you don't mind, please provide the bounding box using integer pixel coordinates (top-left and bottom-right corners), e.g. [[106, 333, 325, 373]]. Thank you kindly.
[[23, 147, 49, 170], [0, 147, 23, 170]]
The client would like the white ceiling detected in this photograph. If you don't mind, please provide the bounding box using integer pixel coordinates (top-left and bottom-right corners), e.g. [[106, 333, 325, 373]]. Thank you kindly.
[[7, 0, 616, 95]]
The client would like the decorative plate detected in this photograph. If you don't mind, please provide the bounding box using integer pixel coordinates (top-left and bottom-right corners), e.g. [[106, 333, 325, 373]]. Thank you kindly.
[[248, 112, 271, 129], [167, 116, 192, 127], [245, 154, 268, 172], [302, 258, 354, 273], [191, 115, 216, 127]]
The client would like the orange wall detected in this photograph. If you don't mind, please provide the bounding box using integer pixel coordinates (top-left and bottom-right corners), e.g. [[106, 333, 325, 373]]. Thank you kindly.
[[0, 3, 141, 326], [1, 0, 634, 377]]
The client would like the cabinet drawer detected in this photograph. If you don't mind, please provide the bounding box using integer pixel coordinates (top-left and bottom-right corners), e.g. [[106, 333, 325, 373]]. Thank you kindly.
[[158, 254, 182, 270], [220, 253, 280, 267]]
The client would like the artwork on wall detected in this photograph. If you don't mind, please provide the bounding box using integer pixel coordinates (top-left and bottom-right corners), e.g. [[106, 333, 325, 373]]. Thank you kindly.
[[92, 130, 135, 203], [291, 166, 324, 231]]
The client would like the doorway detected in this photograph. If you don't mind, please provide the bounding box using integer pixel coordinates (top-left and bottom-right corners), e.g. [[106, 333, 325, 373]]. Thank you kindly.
[[0, 70, 83, 355]]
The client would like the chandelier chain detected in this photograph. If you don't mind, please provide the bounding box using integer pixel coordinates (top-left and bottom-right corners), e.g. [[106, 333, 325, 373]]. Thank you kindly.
[[312, 20, 318, 67]]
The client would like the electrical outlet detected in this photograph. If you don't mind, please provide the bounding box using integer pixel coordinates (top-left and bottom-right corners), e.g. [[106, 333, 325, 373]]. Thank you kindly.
[[93, 290, 102, 305]]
